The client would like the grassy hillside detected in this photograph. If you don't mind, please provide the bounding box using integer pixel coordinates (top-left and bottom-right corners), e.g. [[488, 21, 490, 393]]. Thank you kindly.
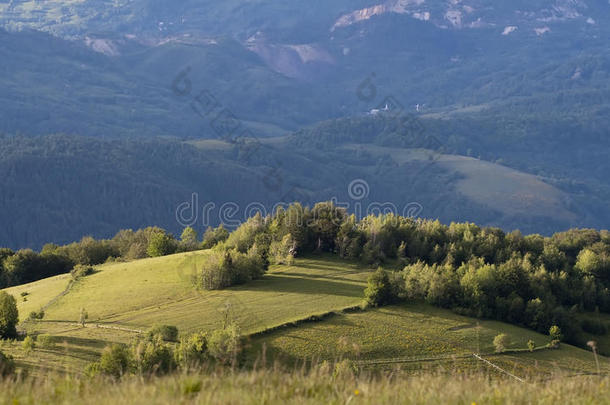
[[1, 253, 372, 374], [249, 303, 608, 376], [2, 254, 607, 378]]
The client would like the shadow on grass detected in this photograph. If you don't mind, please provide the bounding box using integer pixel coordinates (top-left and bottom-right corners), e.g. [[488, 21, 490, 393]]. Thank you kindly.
[[271, 271, 367, 284], [239, 275, 365, 298]]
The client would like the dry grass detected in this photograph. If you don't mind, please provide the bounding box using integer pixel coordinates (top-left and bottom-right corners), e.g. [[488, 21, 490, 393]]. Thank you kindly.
[[0, 367, 608, 405]]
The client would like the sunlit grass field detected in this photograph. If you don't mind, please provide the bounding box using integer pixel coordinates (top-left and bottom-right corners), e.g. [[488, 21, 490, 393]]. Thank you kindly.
[[41, 252, 370, 334], [1, 252, 608, 379], [248, 303, 609, 376], [1, 252, 372, 374], [0, 369, 608, 405]]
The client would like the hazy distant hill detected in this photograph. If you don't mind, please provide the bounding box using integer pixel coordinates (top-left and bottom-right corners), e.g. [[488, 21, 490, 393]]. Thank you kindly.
[[2, 1, 610, 247]]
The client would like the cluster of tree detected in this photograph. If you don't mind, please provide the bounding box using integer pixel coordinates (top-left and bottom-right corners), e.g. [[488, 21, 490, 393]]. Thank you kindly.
[[0, 225, 230, 288], [87, 324, 241, 379], [210, 201, 609, 344], [3, 200, 609, 346], [349, 217, 610, 345]]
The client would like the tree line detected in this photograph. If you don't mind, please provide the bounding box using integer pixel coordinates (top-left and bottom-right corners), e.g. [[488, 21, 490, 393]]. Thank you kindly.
[[0, 225, 229, 288], [1, 201, 609, 346]]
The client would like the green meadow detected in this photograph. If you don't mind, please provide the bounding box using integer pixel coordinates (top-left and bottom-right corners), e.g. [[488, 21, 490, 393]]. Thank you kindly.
[[2, 252, 607, 380]]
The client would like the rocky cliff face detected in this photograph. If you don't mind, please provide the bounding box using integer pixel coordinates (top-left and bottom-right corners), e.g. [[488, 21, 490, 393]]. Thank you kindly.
[[331, 0, 600, 33], [2, 1, 607, 42]]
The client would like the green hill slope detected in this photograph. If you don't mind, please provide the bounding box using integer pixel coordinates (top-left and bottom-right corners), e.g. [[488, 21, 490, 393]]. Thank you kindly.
[[249, 303, 609, 377], [2, 254, 607, 377]]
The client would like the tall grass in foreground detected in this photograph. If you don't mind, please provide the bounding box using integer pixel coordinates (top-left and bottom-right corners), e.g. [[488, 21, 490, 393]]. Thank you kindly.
[[0, 366, 608, 405]]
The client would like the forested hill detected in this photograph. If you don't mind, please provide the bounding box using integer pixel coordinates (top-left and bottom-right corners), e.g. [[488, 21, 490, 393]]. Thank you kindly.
[[1, 201, 609, 349], [0, 129, 601, 250]]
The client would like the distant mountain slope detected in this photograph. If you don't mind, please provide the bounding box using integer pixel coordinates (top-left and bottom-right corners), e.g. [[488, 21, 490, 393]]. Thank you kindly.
[[0, 128, 590, 249], [2, 2, 610, 246]]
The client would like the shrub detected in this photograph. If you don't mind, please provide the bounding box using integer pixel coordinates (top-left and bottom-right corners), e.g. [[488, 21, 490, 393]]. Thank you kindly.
[[0, 350, 15, 377], [175, 332, 209, 368], [28, 309, 44, 320], [364, 268, 393, 307], [84, 362, 101, 378], [22, 336, 35, 353], [208, 324, 241, 365], [131, 337, 176, 376], [549, 325, 562, 342], [493, 333, 510, 353], [147, 325, 179, 342], [71, 264, 94, 281], [37, 334, 55, 349], [98, 344, 131, 378], [0, 292, 18, 339]]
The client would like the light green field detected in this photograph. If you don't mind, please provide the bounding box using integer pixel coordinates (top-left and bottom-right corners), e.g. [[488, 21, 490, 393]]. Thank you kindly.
[[5, 273, 72, 322], [1, 252, 372, 374], [41, 252, 369, 334]]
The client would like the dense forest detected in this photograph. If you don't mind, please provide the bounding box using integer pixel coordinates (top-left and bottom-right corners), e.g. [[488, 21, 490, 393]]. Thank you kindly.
[[2, 114, 603, 250], [2, 201, 608, 347]]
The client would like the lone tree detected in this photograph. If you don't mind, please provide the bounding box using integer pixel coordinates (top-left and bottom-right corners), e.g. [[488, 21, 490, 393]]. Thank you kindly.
[[0, 291, 18, 339], [493, 333, 510, 353]]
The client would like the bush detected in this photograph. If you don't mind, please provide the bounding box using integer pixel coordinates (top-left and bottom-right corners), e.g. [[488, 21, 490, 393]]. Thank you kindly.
[[0, 292, 18, 339], [71, 264, 94, 281], [28, 309, 44, 320], [364, 268, 393, 307], [549, 325, 562, 342], [0, 350, 15, 377], [98, 344, 131, 378], [22, 335, 35, 353], [493, 333, 510, 353], [175, 332, 209, 368], [37, 334, 55, 349], [131, 337, 176, 376], [147, 325, 179, 342], [208, 324, 241, 365]]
